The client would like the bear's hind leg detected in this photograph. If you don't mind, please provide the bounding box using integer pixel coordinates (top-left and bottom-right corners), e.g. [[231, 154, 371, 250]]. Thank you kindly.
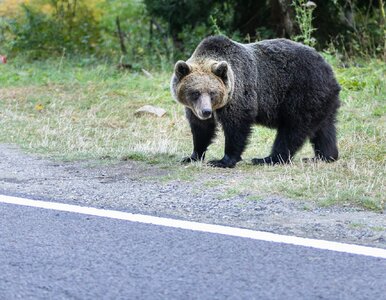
[[252, 126, 307, 165], [310, 120, 338, 162]]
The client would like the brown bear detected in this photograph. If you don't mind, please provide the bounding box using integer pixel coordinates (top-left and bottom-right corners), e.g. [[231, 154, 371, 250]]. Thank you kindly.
[[170, 35, 340, 168]]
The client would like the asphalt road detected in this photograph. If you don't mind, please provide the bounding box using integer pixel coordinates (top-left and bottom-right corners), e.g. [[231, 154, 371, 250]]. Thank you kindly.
[[1, 201, 385, 300]]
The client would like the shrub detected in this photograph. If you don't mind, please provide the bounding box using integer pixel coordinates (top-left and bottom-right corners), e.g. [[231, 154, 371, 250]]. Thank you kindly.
[[2, 0, 101, 59]]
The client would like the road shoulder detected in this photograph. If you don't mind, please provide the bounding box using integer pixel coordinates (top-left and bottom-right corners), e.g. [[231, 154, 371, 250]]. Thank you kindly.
[[0, 144, 385, 248]]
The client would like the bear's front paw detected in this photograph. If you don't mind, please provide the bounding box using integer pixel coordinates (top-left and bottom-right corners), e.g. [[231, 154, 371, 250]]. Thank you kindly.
[[252, 156, 290, 165], [181, 156, 197, 164], [181, 152, 205, 164], [251, 157, 274, 165], [302, 156, 337, 163], [208, 155, 237, 168]]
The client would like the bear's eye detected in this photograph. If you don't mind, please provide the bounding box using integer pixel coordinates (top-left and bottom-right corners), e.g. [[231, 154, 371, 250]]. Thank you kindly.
[[209, 91, 216, 98], [189, 91, 201, 99]]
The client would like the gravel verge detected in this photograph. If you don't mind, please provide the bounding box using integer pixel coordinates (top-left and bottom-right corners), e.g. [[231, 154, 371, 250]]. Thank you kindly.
[[1, 144, 385, 248]]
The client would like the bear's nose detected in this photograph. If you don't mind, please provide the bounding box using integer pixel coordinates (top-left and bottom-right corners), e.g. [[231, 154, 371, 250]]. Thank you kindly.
[[202, 109, 212, 118]]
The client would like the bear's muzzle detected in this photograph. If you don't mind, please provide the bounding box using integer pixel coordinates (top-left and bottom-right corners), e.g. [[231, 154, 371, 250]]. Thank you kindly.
[[194, 93, 212, 120]]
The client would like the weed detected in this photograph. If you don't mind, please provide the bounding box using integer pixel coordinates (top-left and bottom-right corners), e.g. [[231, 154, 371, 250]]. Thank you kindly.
[[349, 222, 364, 229], [371, 226, 386, 232], [218, 187, 243, 200], [292, 0, 317, 47]]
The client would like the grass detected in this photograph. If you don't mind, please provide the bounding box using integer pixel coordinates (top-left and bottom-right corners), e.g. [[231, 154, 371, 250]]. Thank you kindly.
[[0, 57, 385, 211]]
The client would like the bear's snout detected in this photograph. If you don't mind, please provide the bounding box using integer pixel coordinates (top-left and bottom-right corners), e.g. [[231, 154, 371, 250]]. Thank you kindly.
[[195, 93, 212, 120], [202, 108, 212, 118]]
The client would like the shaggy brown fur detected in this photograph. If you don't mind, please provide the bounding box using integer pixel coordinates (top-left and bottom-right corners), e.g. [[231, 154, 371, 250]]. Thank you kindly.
[[171, 35, 340, 168]]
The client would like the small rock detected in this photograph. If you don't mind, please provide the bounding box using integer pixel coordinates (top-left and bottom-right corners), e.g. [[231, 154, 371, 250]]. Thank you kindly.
[[142, 69, 153, 78], [134, 105, 167, 117]]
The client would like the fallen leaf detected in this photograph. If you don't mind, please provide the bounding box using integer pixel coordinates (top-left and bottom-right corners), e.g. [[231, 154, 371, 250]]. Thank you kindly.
[[35, 103, 44, 111]]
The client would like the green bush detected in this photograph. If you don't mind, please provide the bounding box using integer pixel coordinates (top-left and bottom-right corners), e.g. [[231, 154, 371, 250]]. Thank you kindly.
[[4, 1, 100, 59], [97, 0, 174, 70], [0, 0, 384, 66]]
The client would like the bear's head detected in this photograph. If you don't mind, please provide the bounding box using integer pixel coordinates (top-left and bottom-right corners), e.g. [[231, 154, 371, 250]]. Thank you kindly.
[[170, 59, 234, 120]]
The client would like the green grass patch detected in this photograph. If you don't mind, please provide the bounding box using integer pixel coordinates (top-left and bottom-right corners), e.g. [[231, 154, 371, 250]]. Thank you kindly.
[[0, 57, 385, 211]]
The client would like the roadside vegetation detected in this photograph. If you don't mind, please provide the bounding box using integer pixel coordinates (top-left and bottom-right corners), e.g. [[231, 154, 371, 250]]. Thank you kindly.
[[0, 0, 385, 211], [0, 57, 384, 211]]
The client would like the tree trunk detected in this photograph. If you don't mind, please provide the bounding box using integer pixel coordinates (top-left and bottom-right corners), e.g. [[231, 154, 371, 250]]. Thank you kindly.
[[270, 0, 294, 38], [232, 0, 267, 38], [115, 16, 127, 55]]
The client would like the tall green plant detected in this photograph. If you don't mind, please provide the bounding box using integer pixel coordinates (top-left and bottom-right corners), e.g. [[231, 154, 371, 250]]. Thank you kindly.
[[327, 0, 385, 59], [293, 0, 317, 47]]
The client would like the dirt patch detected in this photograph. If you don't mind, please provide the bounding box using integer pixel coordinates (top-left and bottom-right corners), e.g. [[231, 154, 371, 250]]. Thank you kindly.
[[0, 144, 384, 248]]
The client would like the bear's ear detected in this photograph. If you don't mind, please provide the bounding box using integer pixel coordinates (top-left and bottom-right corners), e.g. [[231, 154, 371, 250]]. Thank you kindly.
[[212, 61, 228, 82], [174, 60, 191, 80]]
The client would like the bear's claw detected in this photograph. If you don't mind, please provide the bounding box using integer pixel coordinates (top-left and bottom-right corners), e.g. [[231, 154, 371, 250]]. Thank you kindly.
[[252, 156, 291, 165], [208, 160, 235, 168], [302, 156, 337, 163], [181, 156, 197, 164], [208, 155, 237, 168], [181, 151, 205, 164], [251, 157, 274, 165]]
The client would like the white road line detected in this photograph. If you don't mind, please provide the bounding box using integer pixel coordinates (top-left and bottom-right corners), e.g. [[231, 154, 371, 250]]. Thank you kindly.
[[1, 194, 386, 259]]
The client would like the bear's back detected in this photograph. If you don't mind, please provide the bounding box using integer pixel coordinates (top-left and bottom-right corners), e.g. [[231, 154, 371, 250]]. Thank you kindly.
[[250, 38, 340, 95], [191, 35, 249, 62], [252, 38, 325, 67]]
